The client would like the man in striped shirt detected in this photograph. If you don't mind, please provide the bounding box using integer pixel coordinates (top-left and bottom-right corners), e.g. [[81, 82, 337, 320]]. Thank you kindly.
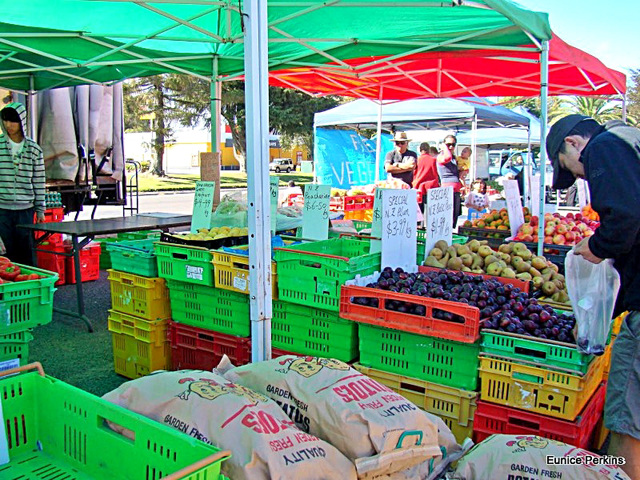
[[0, 102, 45, 265]]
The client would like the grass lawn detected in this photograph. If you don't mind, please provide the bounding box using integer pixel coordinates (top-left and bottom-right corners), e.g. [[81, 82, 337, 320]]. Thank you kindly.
[[138, 171, 314, 192]]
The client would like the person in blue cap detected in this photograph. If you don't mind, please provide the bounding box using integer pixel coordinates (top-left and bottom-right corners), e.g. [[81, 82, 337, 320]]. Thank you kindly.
[[0, 102, 45, 265], [547, 113, 640, 478]]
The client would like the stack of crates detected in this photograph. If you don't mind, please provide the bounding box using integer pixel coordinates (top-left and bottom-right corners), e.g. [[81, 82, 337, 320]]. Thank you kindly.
[[107, 235, 171, 379], [473, 325, 609, 449], [343, 195, 374, 222], [0, 265, 58, 371], [272, 237, 380, 363], [35, 206, 66, 284], [157, 239, 254, 370], [97, 230, 162, 271]]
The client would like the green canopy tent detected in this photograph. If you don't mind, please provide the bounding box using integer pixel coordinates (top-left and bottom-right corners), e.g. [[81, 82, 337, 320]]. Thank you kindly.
[[0, 0, 554, 361]]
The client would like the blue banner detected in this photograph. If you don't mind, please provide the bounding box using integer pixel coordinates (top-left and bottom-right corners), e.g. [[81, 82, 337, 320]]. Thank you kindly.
[[314, 128, 392, 188]]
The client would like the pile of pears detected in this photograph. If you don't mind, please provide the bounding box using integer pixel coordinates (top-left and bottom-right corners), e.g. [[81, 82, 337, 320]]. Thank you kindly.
[[424, 239, 569, 304]]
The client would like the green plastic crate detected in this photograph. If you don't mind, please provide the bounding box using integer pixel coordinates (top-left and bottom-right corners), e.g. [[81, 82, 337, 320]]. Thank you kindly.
[[358, 323, 481, 390], [167, 279, 250, 336], [107, 238, 158, 277], [155, 242, 215, 286], [117, 230, 162, 241], [0, 367, 228, 479], [274, 238, 380, 311], [0, 331, 32, 370], [0, 264, 57, 335], [272, 300, 358, 362], [95, 237, 118, 269], [481, 331, 595, 374]]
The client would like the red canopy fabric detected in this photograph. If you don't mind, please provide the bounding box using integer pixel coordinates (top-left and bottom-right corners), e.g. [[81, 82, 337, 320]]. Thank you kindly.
[[267, 34, 626, 100]]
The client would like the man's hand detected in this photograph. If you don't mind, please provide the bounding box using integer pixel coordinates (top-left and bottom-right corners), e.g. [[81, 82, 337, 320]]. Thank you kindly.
[[36, 212, 45, 223], [573, 237, 603, 264]]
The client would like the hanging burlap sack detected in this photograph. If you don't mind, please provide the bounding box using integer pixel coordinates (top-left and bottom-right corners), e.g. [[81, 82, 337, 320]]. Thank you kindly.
[[103, 369, 356, 480], [449, 434, 631, 480], [217, 355, 442, 478]]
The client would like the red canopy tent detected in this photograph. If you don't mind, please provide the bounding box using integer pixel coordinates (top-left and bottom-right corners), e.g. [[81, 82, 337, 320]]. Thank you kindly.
[[266, 34, 626, 99]]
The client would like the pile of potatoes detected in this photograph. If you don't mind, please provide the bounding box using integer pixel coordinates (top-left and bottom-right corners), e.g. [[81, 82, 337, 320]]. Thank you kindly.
[[424, 239, 569, 304]]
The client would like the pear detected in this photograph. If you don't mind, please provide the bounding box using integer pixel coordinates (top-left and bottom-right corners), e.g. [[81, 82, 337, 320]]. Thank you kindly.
[[542, 281, 557, 296], [512, 242, 527, 255], [478, 245, 493, 258], [447, 246, 458, 259], [430, 247, 444, 260], [456, 244, 471, 256], [468, 239, 481, 253], [486, 262, 503, 276], [471, 255, 484, 270], [555, 273, 566, 283], [498, 252, 511, 264], [516, 272, 532, 281], [554, 279, 565, 290], [549, 263, 559, 273], [425, 256, 445, 268], [541, 267, 552, 276], [542, 271, 553, 283], [447, 257, 464, 271], [529, 267, 542, 278], [484, 255, 498, 266], [531, 256, 547, 271], [497, 260, 508, 270], [516, 248, 533, 261], [516, 261, 531, 274], [532, 276, 544, 290], [499, 243, 513, 254], [552, 290, 570, 303], [501, 268, 517, 279], [435, 240, 449, 252], [442, 253, 450, 266], [460, 253, 474, 268], [461, 266, 472, 273], [472, 269, 485, 274], [511, 256, 524, 268]]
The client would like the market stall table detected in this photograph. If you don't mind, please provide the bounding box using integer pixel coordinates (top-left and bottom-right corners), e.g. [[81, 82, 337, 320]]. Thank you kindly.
[[18, 213, 192, 332]]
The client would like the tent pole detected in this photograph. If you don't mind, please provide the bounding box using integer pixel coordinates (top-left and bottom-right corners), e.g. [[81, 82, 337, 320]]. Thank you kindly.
[[244, 0, 272, 363], [470, 114, 477, 182], [537, 41, 549, 257], [211, 56, 222, 204], [375, 95, 383, 181], [525, 127, 531, 210], [622, 93, 627, 122], [28, 75, 36, 139]]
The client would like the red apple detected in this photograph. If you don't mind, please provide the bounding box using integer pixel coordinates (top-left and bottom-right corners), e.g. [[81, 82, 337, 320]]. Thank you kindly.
[[553, 213, 561, 218], [532, 234, 538, 243], [530, 216, 539, 227], [575, 213, 583, 221], [553, 234, 566, 245], [583, 229, 594, 237], [522, 234, 534, 242], [520, 224, 534, 235], [556, 224, 568, 235], [544, 235, 554, 244], [545, 225, 556, 236], [565, 231, 576, 242], [566, 212, 574, 219]]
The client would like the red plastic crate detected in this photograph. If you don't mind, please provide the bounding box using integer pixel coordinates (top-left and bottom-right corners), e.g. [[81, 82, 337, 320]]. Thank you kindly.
[[473, 382, 606, 449], [64, 243, 101, 284], [419, 266, 530, 294], [168, 321, 251, 370], [344, 195, 374, 212], [340, 284, 481, 343], [35, 207, 65, 223], [36, 243, 66, 286]]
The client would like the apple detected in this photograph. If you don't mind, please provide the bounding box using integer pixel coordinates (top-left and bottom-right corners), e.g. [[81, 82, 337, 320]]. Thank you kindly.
[[556, 224, 568, 235], [532, 234, 538, 243], [530, 216, 539, 227], [544, 235, 554, 244], [545, 225, 556, 236], [544, 213, 554, 222], [520, 224, 534, 235], [553, 213, 561, 218], [522, 234, 534, 242], [553, 234, 566, 245], [577, 223, 588, 232], [583, 229, 594, 237], [575, 213, 583, 221], [566, 212, 574, 219], [565, 231, 576, 242]]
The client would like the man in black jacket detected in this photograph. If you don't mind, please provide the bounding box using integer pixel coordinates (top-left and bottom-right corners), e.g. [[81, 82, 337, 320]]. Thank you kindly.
[[547, 114, 640, 478]]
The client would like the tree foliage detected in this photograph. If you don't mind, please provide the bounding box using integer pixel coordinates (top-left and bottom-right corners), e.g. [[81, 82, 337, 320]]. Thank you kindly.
[[500, 96, 570, 125], [626, 69, 640, 125], [567, 96, 624, 123], [123, 74, 341, 174]]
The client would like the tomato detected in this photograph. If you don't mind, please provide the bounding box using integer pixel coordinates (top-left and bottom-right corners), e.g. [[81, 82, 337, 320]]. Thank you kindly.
[[27, 274, 41, 280], [0, 257, 11, 264]]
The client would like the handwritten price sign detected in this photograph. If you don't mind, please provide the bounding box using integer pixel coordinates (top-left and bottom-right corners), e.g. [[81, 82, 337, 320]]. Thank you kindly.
[[381, 189, 417, 270], [503, 179, 525, 237], [424, 186, 453, 260], [270, 176, 279, 234], [302, 184, 331, 240], [190, 181, 216, 233]]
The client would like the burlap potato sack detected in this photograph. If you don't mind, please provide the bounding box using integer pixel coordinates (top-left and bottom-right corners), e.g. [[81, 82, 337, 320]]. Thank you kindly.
[[103, 369, 357, 480], [450, 434, 631, 480], [217, 355, 442, 478]]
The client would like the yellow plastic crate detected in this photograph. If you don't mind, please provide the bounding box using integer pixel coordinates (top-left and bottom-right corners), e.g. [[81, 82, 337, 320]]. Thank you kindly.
[[611, 311, 628, 338], [109, 317, 170, 379], [211, 250, 278, 297], [108, 270, 171, 321], [344, 210, 373, 221], [478, 353, 605, 421], [107, 309, 169, 346], [603, 341, 613, 382], [353, 363, 477, 444]]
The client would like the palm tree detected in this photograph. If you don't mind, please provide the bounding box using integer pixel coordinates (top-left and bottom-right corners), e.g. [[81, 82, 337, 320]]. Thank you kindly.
[[500, 96, 571, 124], [568, 96, 622, 123]]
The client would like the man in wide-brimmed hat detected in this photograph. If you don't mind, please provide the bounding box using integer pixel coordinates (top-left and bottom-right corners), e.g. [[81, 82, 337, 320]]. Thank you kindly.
[[384, 131, 417, 185], [547, 113, 640, 479]]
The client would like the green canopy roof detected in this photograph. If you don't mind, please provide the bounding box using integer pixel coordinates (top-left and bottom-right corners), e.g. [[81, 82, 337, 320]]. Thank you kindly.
[[0, 0, 551, 91]]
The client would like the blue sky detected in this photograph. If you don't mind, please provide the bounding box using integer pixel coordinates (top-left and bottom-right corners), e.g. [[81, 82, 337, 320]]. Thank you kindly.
[[515, 0, 639, 74]]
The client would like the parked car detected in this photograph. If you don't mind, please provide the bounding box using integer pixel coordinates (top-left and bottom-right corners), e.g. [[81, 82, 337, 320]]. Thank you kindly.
[[269, 158, 294, 173]]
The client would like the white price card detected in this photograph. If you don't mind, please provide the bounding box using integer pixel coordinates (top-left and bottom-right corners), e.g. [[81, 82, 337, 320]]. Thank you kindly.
[[503, 179, 525, 238], [270, 176, 279, 234], [424, 186, 453, 260], [381, 189, 417, 271], [370, 188, 384, 254], [577, 179, 589, 209], [530, 174, 541, 218], [302, 184, 331, 240], [191, 181, 216, 233]]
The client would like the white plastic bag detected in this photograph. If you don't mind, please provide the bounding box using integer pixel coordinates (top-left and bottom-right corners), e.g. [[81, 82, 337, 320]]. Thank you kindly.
[[565, 250, 620, 355]]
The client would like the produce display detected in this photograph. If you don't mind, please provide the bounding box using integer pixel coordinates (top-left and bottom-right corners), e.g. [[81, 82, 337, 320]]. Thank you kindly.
[[512, 212, 599, 245], [0, 257, 45, 282], [424, 239, 570, 304], [163, 226, 249, 241], [462, 207, 530, 231]]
